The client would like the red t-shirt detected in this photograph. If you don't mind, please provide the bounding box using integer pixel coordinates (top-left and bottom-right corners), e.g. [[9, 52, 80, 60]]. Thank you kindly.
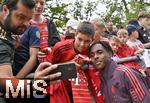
[[49, 39, 90, 102], [85, 65, 103, 103], [116, 44, 144, 70]]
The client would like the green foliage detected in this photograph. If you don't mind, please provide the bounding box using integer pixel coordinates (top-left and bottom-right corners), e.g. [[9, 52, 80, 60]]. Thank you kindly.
[[73, 0, 100, 21], [84, 0, 100, 20], [0, 0, 149, 28], [44, 0, 70, 27], [73, 0, 84, 20], [98, 0, 150, 28], [43, 0, 149, 28]]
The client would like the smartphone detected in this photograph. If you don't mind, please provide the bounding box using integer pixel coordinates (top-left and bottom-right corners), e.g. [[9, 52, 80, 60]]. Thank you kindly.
[[49, 62, 77, 81]]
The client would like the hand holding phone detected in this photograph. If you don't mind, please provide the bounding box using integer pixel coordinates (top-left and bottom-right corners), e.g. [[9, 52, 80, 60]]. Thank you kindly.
[[73, 54, 91, 66], [49, 62, 77, 81]]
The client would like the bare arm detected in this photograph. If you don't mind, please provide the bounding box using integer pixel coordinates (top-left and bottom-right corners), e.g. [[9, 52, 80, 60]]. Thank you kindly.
[[0, 64, 14, 90], [144, 43, 150, 49], [15, 47, 39, 78], [0, 64, 13, 78], [0, 63, 61, 95], [34, 62, 61, 84]]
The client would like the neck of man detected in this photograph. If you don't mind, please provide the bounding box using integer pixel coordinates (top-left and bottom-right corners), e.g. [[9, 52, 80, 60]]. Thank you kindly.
[[32, 14, 43, 23]]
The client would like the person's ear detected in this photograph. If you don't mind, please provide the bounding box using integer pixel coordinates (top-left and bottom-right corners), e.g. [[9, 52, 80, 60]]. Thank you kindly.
[[2, 5, 9, 17]]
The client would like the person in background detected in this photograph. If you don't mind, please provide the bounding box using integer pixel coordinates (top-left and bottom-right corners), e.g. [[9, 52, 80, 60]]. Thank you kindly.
[[126, 24, 145, 54], [30, 0, 60, 47], [13, 26, 40, 78], [91, 18, 109, 43], [31, 0, 61, 62], [128, 12, 150, 44], [109, 35, 121, 61], [64, 19, 79, 40], [89, 41, 150, 103], [116, 29, 145, 70], [106, 21, 114, 33], [105, 21, 116, 37]]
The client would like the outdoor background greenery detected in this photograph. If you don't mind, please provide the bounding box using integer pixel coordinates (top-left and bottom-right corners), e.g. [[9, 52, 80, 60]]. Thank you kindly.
[[0, 0, 149, 28]]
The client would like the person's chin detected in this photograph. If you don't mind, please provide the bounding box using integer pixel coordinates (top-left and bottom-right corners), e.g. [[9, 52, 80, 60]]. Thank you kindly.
[[95, 63, 104, 70], [95, 65, 102, 70], [34, 12, 42, 15]]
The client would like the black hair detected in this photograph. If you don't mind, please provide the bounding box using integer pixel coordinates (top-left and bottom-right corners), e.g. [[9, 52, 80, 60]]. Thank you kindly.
[[65, 30, 75, 40], [89, 41, 114, 56], [0, 0, 36, 11], [138, 12, 150, 20], [77, 21, 95, 36]]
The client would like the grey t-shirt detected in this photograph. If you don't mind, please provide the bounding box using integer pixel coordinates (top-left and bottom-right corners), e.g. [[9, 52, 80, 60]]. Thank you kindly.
[[0, 39, 14, 65], [0, 30, 14, 97]]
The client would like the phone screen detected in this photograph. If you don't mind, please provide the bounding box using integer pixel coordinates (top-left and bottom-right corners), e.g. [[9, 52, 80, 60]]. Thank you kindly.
[[49, 62, 77, 81]]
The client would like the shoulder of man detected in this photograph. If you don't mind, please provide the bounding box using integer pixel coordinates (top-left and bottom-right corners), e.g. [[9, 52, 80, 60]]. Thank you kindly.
[[52, 39, 74, 52], [51, 39, 74, 57], [114, 65, 145, 78]]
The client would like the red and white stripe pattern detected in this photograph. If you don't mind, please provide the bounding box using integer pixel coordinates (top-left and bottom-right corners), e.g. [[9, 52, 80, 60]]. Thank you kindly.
[[71, 68, 92, 103], [117, 66, 145, 101]]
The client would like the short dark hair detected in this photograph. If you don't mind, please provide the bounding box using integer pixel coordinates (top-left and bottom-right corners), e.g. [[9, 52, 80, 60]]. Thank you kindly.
[[0, 0, 36, 11], [89, 41, 114, 56], [77, 21, 95, 36], [137, 12, 150, 20], [126, 24, 137, 35]]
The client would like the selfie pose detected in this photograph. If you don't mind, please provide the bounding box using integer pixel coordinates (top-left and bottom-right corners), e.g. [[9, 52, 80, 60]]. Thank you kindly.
[[89, 41, 150, 103], [47, 21, 95, 103]]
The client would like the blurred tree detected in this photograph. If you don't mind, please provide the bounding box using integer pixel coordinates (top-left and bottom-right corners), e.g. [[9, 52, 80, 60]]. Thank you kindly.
[[98, 0, 150, 28], [44, 0, 100, 27], [44, 0, 70, 27], [73, 0, 84, 20], [0, 0, 149, 28], [72, 0, 100, 21], [84, 0, 100, 20]]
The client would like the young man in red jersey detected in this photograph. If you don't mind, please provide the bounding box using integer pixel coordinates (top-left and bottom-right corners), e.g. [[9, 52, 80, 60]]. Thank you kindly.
[[49, 21, 95, 103]]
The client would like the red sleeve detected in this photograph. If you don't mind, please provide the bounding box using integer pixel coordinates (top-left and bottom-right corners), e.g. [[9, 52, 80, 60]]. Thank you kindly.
[[50, 40, 76, 64]]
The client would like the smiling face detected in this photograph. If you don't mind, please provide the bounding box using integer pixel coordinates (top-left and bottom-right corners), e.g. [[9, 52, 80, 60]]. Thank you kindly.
[[74, 32, 93, 53], [3, 1, 34, 35], [90, 43, 111, 70]]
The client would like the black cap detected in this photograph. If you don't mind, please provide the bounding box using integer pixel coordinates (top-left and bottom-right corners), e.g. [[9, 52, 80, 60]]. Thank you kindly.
[[126, 25, 137, 35]]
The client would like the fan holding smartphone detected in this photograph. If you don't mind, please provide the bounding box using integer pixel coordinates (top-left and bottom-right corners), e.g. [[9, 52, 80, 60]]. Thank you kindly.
[[49, 62, 77, 81]]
